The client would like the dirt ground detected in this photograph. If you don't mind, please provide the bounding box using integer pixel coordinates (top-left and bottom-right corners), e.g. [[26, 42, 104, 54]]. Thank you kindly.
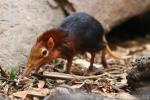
[[0, 37, 150, 100]]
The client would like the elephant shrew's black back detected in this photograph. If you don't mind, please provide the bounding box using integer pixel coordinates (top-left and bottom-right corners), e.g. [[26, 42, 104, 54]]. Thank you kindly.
[[59, 12, 105, 53]]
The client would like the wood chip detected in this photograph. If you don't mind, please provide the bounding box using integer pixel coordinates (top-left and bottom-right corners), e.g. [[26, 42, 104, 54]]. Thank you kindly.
[[13, 91, 28, 99], [38, 80, 45, 89], [27, 88, 50, 97], [13, 88, 50, 99]]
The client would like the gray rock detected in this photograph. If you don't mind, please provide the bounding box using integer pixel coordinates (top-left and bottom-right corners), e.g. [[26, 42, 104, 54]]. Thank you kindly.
[[0, 0, 64, 68], [70, 0, 150, 31], [127, 56, 150, 88], [44, 85, 137, 100], [1, 0, 150, 71], [44, 85, 111, 100], [0, 93, 11, 100], [133, 83, 150, 100]]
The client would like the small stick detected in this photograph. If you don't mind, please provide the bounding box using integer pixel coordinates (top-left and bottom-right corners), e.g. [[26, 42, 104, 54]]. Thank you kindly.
[[32, 71, 108, 80]]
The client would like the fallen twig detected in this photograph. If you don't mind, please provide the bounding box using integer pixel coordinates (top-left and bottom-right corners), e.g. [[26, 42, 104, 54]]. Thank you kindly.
[[32, 71, 108, 80]]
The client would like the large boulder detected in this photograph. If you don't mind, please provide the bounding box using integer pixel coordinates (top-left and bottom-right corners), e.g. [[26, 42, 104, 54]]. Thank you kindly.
[[0, 0, 64, 68], [71, 0, 150, 31], [1, 0, 150, 69]]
